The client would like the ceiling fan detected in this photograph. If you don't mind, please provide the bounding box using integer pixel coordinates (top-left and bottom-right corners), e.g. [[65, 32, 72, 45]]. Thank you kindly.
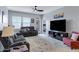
[[33, 6, 44, 12]]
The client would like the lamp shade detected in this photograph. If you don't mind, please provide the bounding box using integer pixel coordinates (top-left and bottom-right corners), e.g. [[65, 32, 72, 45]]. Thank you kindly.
[[2, 26, 14, 37]]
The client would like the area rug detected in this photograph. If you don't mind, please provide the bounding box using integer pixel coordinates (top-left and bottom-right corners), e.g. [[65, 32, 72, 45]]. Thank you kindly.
[[25, 34, 79, 52]]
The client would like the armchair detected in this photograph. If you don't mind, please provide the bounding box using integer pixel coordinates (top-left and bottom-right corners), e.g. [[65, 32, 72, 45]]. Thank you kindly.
[[63, 32, 79, 49], [2, 34, 30, 52], [10, 33, 30, 52], [1, 26, 30, 52]]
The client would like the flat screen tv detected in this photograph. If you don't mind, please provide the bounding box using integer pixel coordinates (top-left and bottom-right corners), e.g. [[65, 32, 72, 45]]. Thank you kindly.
[[50, 19, 66, 32]]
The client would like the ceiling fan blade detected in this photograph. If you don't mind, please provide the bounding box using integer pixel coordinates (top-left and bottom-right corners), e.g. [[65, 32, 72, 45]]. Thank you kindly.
[[37, 10, 44, 12]]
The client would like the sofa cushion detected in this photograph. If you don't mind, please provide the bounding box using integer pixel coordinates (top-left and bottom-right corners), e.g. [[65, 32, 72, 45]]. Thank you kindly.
[[26, 28, 30, 31], [21, 29, 27, 32], [63, 37, 73, 46], [30, 27, 34, 30], [12, 34, 25, 42], [71, 32, 79, 41]]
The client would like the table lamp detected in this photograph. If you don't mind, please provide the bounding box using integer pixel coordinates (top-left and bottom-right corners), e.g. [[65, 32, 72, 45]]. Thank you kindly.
[[1, 26, 14, 49]]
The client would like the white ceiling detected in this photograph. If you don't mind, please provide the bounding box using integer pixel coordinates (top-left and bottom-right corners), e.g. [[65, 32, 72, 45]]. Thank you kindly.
[[7, 6, 63, 14]]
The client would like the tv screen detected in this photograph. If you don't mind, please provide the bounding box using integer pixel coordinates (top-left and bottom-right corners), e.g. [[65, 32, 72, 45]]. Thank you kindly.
[[50, 19, 66, 32]]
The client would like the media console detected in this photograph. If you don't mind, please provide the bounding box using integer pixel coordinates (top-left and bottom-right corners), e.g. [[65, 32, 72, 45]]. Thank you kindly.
[[49, 30, 68, 41]]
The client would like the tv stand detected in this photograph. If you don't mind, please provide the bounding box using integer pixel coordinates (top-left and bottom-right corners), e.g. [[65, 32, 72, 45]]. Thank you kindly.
[[49, 30, 68, 41]]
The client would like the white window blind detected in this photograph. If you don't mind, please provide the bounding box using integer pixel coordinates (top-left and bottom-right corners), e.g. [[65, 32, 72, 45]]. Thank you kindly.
[[12, 16, 31, 29], [12, 16, 21, 29], [22, 17, 31, 27]]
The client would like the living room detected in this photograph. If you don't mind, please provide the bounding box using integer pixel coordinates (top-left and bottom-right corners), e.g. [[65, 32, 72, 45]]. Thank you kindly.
[[0, 6, 79, 52]]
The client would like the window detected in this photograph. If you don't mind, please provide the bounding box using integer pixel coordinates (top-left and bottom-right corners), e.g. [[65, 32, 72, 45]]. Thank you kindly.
[[12, 16, 31, 29], [12, 16, 21, 29], [22, 17, 31, 27], [3, 15, 8, 26]]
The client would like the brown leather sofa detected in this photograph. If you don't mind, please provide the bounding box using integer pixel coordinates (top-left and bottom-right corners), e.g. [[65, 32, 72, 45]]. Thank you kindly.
[[20, 26, 38, 37]]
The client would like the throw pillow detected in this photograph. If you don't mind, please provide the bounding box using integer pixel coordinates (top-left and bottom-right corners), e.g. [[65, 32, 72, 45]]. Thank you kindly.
[[21, 29, 26, 32], [71, 32, 79, 41], [26, 28, 30, 31]]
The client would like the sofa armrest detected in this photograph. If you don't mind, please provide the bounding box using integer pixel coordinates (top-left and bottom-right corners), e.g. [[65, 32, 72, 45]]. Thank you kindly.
[[63, 37, 70, 41], [71, 41, 79, 43], [10, 42, 25, 47], [63, 37, 74, 41], [24, 42, 30, 52], [63, 37, 74, 46], [10, 41, 30, 52], [71, 41, 79, 49], [16, 33, 23, 36]]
